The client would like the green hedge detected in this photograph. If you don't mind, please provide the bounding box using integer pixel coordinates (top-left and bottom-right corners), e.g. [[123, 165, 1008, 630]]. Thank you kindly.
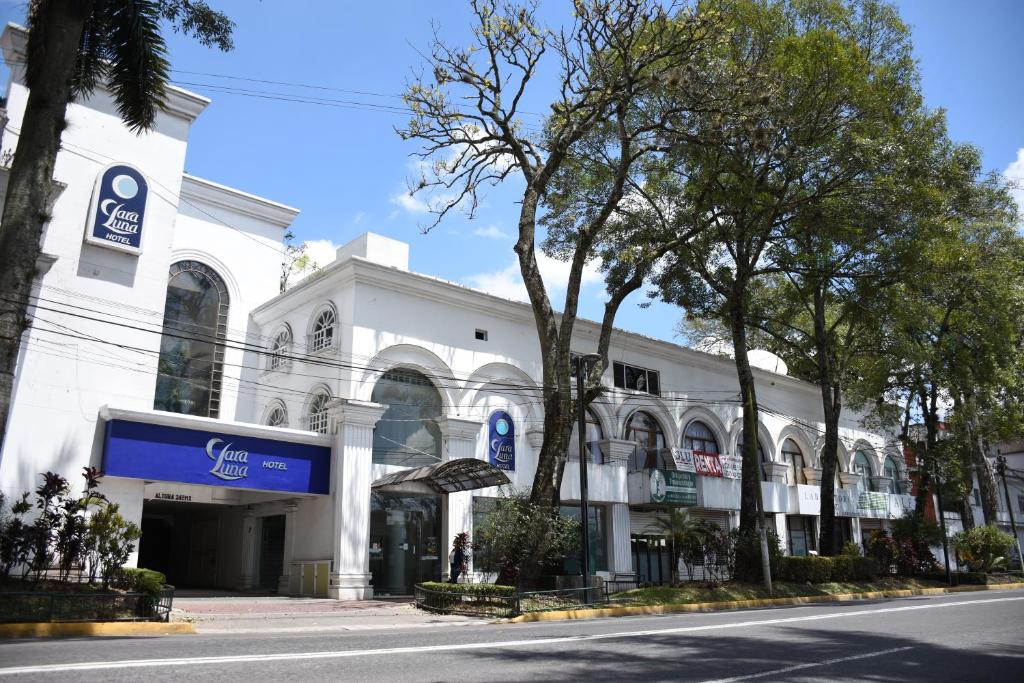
[[417, 582, 515, 597], [918, 571, 989, 585], [114, 568, 167, 597], [778, 556, 879, 583]]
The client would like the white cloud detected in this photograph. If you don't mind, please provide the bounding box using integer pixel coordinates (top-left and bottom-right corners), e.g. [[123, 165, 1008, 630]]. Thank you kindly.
[[472, 225, 510, 240], [389, 190, 429, 214], [1004, 148, 1024, 222], [463, 252, 604, 303], [352, 211, 367, 225]]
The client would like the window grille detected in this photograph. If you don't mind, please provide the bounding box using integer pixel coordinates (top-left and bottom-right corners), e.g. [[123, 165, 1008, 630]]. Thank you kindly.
[[310, 308, 336, 352]]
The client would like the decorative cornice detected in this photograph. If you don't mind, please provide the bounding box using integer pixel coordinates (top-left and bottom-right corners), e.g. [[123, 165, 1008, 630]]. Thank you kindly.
[[325, 398, 386, 429], [437, 416, 483, 441], [180, 174, 299, 229]]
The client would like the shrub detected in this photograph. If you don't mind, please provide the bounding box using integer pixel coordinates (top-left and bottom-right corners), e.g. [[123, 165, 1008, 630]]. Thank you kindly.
[[114, 567, 167, 597], [473, 490, 579, 587], [831, 555, 879, 582], [952, 526, 1015, 573], [779, 556, 832, 583], [730, 528, 782, 582], [418, 581, 515, 597], [839, 541, 862, 557]]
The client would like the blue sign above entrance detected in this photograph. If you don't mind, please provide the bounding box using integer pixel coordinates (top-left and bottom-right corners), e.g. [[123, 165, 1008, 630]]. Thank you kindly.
[[85, 164, 148, 254], [102, 420, 331, 494], [488, 411, 515, 471]]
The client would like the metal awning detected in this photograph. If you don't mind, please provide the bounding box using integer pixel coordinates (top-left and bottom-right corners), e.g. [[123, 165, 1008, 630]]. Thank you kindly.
[[371, 458, 510, 495]]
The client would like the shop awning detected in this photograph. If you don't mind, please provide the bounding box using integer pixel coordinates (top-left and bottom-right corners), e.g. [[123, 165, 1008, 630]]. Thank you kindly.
[[371, 458, 510, 495]]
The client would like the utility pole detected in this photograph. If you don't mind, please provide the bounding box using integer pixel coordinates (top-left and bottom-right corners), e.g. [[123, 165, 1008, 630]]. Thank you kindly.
[[574, 353, 601, 604], [996, 454, 1024, 571]]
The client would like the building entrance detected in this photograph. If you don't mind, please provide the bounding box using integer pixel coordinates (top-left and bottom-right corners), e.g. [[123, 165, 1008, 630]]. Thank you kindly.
[[369, 492, 442, 596], [139, 500, 235, 588]]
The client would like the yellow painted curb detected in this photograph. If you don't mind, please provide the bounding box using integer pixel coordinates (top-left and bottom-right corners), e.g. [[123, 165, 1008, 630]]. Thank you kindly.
[[0, 621, 195, 638], [508, 581, 1024, 623]]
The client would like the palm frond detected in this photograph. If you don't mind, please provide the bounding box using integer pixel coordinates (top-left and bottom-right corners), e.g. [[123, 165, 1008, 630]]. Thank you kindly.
[[71, 0, 112, 98], [104, 0, 169, 132]]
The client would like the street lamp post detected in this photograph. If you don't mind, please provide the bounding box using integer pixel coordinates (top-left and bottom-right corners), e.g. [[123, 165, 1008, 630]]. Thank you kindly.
[[575, 353, 601, 603]]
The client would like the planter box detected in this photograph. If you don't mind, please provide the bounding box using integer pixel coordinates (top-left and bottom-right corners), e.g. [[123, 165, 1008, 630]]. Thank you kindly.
[[0, 586, 175, 623]]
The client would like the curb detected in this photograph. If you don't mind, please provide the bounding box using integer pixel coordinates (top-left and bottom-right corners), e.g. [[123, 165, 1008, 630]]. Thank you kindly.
[[507, 581, 1024, 623], [0, 621, 195, 638]]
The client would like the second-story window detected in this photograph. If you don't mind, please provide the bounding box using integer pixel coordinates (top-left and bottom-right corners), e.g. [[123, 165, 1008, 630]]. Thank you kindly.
[[310, 308, 336, 353], [269, 328, 291, 370], [613, 361, 660, 396]]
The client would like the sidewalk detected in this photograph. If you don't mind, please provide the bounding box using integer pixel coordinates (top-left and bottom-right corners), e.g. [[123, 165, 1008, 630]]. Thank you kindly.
[[171, 594, 489, 634]]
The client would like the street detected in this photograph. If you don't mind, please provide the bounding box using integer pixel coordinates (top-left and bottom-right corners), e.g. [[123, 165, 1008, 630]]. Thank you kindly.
[[1, 590, 1022, 682]]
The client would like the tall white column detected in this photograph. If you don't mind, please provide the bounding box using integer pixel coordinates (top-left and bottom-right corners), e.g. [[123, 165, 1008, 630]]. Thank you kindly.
[[99, 477, 145, 568], [438, 417, 482, 577], [326, 399, 386, 600], [610, 503, 632, 573], [238, 507, 257, 590], [277, 500, 300, 594]]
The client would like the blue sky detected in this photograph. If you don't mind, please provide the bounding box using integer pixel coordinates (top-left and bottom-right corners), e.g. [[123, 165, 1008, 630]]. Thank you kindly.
[[2, 1, 1022, 345]]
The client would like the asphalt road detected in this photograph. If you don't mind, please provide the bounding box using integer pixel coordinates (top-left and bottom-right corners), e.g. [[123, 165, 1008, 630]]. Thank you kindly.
[[2, 589, 1023, 682]]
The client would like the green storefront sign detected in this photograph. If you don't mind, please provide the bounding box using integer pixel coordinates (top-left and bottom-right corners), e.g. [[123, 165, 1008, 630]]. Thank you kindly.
[[650, 469, 697, 506]]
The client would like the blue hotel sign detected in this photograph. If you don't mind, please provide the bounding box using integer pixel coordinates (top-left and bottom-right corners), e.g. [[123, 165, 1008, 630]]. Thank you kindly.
[[85, 164, 148, 254], [488, 411, 515, 471], [102, 420, 331, 495]]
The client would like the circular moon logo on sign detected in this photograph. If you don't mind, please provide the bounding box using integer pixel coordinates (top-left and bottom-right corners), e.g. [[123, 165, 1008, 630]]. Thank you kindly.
[[112, 174, 139, 200], [495, 418, 510, 436]]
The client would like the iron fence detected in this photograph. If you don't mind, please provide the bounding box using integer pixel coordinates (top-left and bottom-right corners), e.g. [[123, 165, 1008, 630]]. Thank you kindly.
[[413, 584, 518, 618], [0, 586, 175, 623]]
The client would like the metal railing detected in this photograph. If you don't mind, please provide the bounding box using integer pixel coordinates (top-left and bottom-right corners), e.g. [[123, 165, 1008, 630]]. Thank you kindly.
[[413, 584, 518, 618], [414, 584, 608, 618], [0, 586, 175, 623]]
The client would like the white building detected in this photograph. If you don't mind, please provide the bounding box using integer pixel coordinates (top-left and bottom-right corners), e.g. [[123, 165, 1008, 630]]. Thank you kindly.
[[0, 23, 915, 599]]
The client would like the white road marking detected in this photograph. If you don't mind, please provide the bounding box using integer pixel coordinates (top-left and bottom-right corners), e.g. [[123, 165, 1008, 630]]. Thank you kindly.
[[1, 595, 1020, 676], [701, 646, 914, 682]]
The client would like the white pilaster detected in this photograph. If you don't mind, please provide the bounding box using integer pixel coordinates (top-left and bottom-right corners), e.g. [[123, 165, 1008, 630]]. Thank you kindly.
[[326, 398, 386, 600], [277, 500, 300, 594], [871, 475, 893, 494], [802, 467, 822, 486], [611, 503, 632, 573], [238, 507, 257, 590], [99, 476, 145, 568], [438, 417, 483, 576], [605, 439, 636, 468], [765, 461, 789, 485]]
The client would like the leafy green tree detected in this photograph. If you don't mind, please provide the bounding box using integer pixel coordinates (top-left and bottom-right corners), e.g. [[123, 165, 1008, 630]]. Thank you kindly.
[[0, 1, 233, 452], [400, 0, 721, 521], [653, 0, 921, 534]]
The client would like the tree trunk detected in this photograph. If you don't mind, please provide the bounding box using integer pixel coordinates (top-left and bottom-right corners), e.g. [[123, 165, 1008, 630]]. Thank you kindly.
[[0, 0, 92, 452], [812, 286, 842, 556], [962, 395, 999, 526], [729, 292, 760, 533], [914, 384, 939, 515]]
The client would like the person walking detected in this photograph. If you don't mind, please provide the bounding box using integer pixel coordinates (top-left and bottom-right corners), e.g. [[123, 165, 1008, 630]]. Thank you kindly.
[[448, 533, 468, 583]]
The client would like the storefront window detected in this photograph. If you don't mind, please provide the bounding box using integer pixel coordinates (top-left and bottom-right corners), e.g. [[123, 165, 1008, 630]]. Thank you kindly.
[[683, 420, 719, 454], [782, 439, 806, 486], [371, 368, 443, 466], [625, 411, 667, 470], [560, 504, 608, 573], [154, 261, 228, 418], [787, 515, 816, 556], [569, 408, 605, 464]]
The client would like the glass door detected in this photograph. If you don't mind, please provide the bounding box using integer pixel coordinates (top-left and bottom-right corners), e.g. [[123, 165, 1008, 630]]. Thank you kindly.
[[369, 493, 441, 595]]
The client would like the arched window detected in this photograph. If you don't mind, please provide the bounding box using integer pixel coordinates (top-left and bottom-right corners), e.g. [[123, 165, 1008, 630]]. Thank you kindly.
[[853, 450, 873, 490], [570, 408, 605, 464], [738, 430, 769, 482], [310, 307, 336, 353], [307, 389, 331, 434], [885, 455, 903, 494], [154, 261, 229, 418], [371, 368, 443, 467], [265, 402, 288, 427], [269, 327, 291, 370], [625, 411, 666, 470], [782, 439, 807, 486], [683, 420, 719, 454]]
